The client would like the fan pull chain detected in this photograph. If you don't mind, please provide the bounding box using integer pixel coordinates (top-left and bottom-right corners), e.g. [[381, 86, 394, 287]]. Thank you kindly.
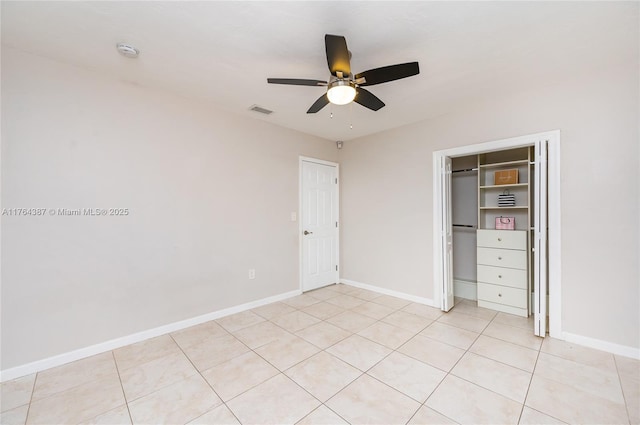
[[350, 102, 353, 129]]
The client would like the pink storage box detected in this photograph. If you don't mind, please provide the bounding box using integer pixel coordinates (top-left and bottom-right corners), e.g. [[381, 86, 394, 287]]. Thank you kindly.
[[495, 216, 515, 230]]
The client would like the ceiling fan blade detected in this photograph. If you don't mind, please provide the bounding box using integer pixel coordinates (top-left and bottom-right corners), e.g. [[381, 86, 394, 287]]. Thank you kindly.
[[267, 78, 327, 86], [325, 34, 351, 76], [307, 94, 330, 113], [354, 88, 385, 111], [355, 62, 419, 86]]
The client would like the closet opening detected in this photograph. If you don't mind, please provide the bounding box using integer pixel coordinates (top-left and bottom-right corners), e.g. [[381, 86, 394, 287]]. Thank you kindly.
[[433, 131, 561, 339]]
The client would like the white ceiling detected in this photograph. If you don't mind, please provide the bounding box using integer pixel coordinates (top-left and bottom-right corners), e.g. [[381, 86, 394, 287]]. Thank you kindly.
[[1, 1, 637, 141]]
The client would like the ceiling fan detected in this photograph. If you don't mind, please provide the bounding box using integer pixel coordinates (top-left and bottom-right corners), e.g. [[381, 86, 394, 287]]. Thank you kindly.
[[267, 34, 420, 114]]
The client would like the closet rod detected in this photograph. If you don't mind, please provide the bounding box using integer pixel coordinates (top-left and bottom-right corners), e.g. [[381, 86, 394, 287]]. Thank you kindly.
[[452, 168, 478, 174], [453, 224, 476, 228]]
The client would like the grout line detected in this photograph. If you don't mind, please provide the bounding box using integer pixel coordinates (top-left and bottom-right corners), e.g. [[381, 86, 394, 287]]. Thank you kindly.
[[517, 343, 542, 424], [612, 354, 633, 425], [110, 351, 135, 425], [22, 371, 38, 425]]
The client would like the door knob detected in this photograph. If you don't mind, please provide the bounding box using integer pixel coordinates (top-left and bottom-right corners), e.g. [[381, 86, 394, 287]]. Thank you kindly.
[[304, 230, 313, 235]]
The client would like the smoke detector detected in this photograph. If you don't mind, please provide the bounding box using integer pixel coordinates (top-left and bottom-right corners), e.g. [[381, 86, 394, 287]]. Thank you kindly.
[[116, 43, 139, 58]]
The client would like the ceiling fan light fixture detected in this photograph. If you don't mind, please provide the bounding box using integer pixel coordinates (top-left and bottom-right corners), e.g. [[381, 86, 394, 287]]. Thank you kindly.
[[327, 80, 356, 105]]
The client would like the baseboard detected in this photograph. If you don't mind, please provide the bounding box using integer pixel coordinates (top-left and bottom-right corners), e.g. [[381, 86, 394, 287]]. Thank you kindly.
[[453, 279, 476, 301], [0, 289, 302, 382], [340, 278, 435, 307], [561, 331, 640, 360]]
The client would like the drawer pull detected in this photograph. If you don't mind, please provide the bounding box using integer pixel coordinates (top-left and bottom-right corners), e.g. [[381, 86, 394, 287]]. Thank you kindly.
[[498, 275, 502, 278], [498, 238, 502, 242], [498, 256, 502, 260], [498, 293, 502, 297]]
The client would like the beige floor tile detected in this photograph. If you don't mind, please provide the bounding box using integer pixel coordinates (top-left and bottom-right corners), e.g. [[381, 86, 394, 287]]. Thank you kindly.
[[326, 311, 377, 333], [305, 287, 342, 301], [187, 404, 240, 425], [615, 354, 640, 381], [325, 294, 366, 309], [1, 374, 35, 412], [401, 303, 443, 320], [368, 352, 446, 402], [170, 320, 228, 349], [351, 301, 395, 320], [357, 321, 415, 349], [470, 334, 539, 372], [518, 406, 567, 424], [620, 373, 640, 424], [285, 351, 361, 402], [451, 352, 532, 403], [295, 321, 351, 349], [128, 374, 221, 424], [426, 375, 522, 424], [114, 335, 181, 371], [301, 301, 345, 320], [541, 337, 616, 372], [382, 310, 433, 333], [326, 374, 420, 425], [483, 321, 543, 350], [181, 333, 250, 371], [407, 405, 457, 424], [296, 405, 348, 424], [120, 351, 198, 401], [251, 301, 297, 320], [437, 311, 490, 333], [329, 284, 357, 294], [525, 375, 628, 424], [326, 334, 392, 371], [347, 288, 384, 302], [494, 311, 534, 330], [450, 300, 498, 320], [79, 405, 132, 425], [227, 374, 320, 424], [27, 374, 124, 425], [271, 310, 321, 333], [231, 321, 292, 349], [370, 294, 411, 310], [420, 322, 479, 350], [398, 335, 465, 372], [201, 351, 279, 401], [0, 405, 29, 425], [32, 352, 117, 400], [215, 310, 265, 332], [535, 352, 625, 404], [282, 294, 323, 309], [255, 334, 320, 371]]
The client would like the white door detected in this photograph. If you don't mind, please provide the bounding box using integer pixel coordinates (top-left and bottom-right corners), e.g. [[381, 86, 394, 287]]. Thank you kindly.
[[441, 156, 455, 311], [533, 140, 548, 337], [301, 159, 339, 292]]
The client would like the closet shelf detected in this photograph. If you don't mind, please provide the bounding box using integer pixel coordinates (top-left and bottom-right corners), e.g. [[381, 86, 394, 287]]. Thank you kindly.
[[479, 206, 528, 210], [480, 183, 528, 189], [478, 159, 529, 169]]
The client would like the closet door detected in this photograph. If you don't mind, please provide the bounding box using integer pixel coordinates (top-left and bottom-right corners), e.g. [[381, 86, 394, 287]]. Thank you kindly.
[[441, 156, 454, 311], [534, 139, 548, 337]]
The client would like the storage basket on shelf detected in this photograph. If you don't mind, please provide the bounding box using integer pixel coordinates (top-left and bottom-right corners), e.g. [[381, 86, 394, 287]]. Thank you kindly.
[[498, 190, 516, 207], [494, 169, 518, 185], [495, 216, 515, 230]]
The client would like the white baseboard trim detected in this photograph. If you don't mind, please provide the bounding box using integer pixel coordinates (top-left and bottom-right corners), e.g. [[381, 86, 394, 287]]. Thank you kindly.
[[340, 279, 435, 307], [0, 289, 302, 382], [453, 279, 476, 301], [561, 331, 640, 360]]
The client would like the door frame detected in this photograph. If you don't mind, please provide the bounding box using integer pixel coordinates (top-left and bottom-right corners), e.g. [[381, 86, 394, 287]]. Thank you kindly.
[[432, 130, 561, 338], [299, 156, 340, 292]]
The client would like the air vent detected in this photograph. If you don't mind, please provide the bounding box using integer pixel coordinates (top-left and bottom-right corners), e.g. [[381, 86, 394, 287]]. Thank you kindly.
[[249, 105, 273, 115]]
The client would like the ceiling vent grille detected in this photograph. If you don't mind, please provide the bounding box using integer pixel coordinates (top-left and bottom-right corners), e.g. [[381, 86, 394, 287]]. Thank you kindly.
[[249, 105, 273, 115]]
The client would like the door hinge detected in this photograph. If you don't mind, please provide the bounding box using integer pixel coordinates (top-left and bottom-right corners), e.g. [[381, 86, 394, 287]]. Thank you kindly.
[[336, 265, 338, 271], [335, 178, 338, 184], [336, 221, 338, 228]]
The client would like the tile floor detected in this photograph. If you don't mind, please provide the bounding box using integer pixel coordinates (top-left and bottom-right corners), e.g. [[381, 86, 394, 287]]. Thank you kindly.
[[1, 284, 638, 424]]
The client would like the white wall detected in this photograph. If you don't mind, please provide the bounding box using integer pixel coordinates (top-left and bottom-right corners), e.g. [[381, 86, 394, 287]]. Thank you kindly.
[[1, 48, 337, 369], [339, 61, 639, 350]]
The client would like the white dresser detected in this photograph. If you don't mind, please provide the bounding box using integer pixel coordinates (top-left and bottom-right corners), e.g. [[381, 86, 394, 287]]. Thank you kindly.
[[476, 229, 528, 317]]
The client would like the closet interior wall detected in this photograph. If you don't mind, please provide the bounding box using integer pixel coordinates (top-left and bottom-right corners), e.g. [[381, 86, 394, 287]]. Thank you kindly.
[[451, 155, 478, 301]]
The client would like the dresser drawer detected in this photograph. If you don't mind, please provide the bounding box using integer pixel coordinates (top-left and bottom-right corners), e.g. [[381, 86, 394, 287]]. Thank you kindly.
[[477, 264, 527, 289], [477, 229, 526, 250], [477, 247, 527, 269], [477, 283, 527, 308]]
